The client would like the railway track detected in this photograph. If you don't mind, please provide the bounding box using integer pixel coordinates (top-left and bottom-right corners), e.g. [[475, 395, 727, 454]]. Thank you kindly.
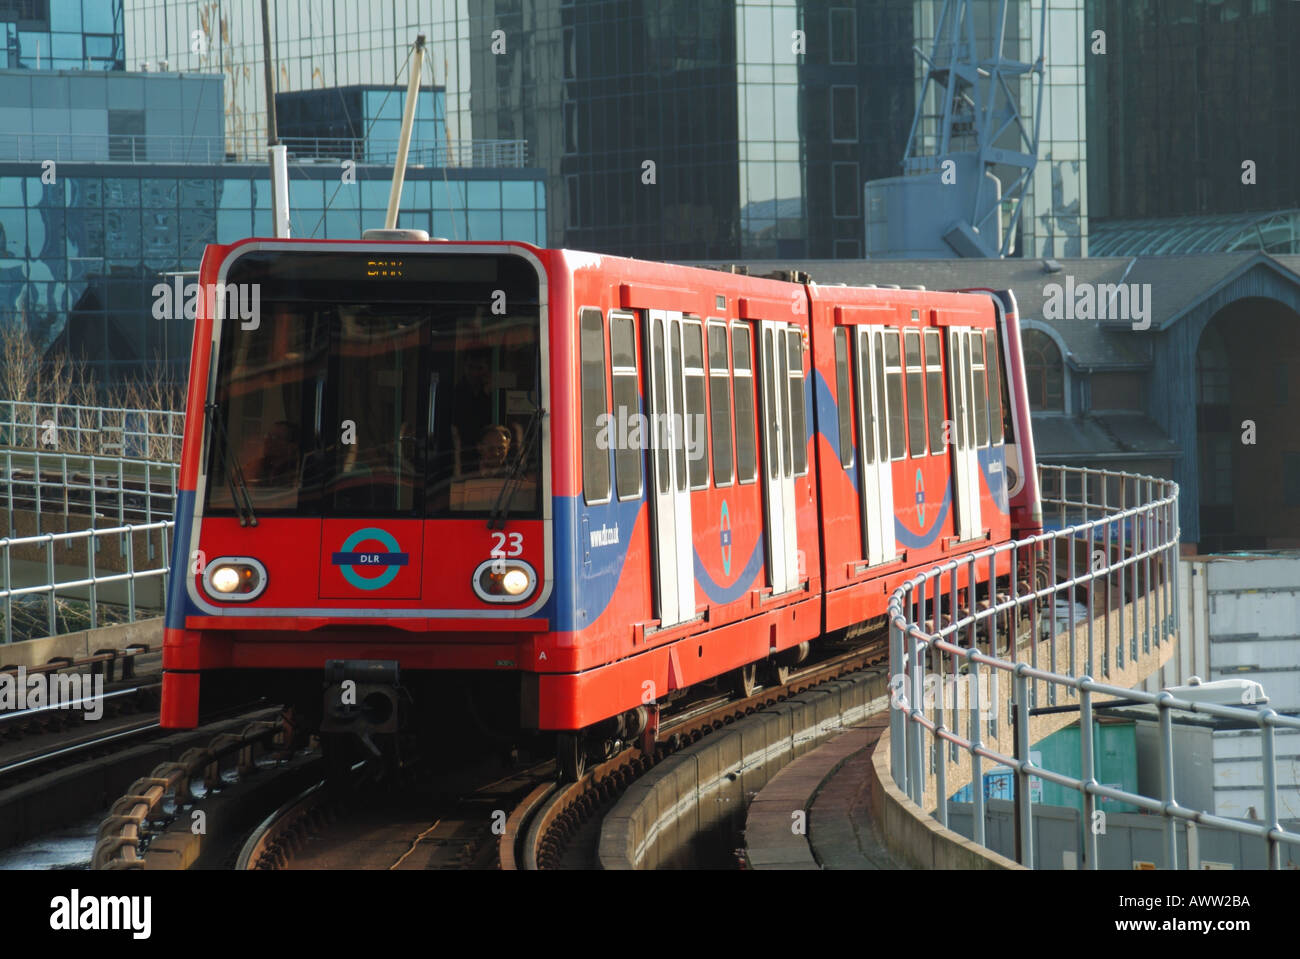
[[513, 638, 889, 870], [92, 637, 888, 871], [239, 758, 554, 870]]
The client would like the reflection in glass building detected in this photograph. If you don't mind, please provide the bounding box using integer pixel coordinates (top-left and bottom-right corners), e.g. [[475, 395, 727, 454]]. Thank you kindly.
[[0, 161, 545, 387], [1085, 0, 1300, 222], [0, 0, 124, 70], [121, 1, 930, 259]]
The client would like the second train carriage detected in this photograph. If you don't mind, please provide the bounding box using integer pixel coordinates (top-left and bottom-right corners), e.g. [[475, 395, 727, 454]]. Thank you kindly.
[[160, 237, 1041, 777]]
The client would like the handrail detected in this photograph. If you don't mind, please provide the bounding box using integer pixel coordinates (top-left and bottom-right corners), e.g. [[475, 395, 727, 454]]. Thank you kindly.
[[887, 464, 1300, 869], [0, 521, 173, 644], [0, 401, 183, 465]]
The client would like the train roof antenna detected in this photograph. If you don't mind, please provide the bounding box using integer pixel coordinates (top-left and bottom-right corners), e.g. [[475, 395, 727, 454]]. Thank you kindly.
[[384, 35, 428, 232]]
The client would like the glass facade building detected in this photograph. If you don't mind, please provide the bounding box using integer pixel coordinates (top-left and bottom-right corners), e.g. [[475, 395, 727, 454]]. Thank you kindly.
[[0, 0, 124, 70], [277, 85, 446, 163], [470, 0, 926, 259], [1086, 0, 1300, 221], [120, 1, 930, 259], [122, 0, 474, 154], [0, 161, 546, 385]]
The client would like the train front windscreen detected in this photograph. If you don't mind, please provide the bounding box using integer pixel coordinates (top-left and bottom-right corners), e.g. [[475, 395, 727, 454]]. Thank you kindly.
[[205, 249, 542, 521]]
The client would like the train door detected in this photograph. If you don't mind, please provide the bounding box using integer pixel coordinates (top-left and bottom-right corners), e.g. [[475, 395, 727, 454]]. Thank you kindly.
[[646, 309, 695, 626], [948, 327, 982, 541], [855, 326, 896, 566], [758, 321, 799, 593]]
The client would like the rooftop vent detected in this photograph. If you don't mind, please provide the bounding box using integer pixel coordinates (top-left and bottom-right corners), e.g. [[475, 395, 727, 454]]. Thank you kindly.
[[362, 229, 431, 241]]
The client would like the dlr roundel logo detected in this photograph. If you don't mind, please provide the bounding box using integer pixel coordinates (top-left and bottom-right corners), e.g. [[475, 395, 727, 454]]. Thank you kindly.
[[331, 527, 409, 590]]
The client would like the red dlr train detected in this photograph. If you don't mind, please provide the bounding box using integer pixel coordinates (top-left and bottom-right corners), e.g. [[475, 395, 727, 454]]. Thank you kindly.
[[160, 237, 1042, 778]]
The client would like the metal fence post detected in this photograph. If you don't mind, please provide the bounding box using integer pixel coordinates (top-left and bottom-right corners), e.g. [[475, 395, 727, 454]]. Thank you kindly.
[[87, 528, 97, 629], [1261, 710, 1281, 870], [45, 531, 56, 636], [1013, 667, 1033, 867], [1158, 692, 1178, 869], [1080, 681, 1098, 870], [2, 540, 10, 643], [125, 525, 136, 621], [890, 616, 907, 790], [907, 627, 924, 806], [970, 653, 986, 850]]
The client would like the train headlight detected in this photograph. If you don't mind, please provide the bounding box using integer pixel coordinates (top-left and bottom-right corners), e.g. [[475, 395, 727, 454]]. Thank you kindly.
[[472, 559, 537, 603], [202, 557, 268, 602]]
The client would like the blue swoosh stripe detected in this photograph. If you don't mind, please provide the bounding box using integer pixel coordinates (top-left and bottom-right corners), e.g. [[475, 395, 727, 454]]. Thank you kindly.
[[894, 482, 953, 549], [977, 446, 1011, 515], [813, 369, 858, 490], [693, 536, 765, 605], [165, 488, 201, 630]]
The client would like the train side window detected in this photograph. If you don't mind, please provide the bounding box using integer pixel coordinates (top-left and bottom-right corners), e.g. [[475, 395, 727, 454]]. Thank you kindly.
[[708, 321, 734, 486], [971, 331, 989, 448], [786, 328, 807, 475], [580, 307, 611, 504], [683, 317, 709, 489], [834, 327, 854, 468], [924, 329, 944, 454], [670, 318, 687, 492], [873, 332, 889, 462], [652, 316, 670, 494], [764, 328, 782, 480], [732, 325, 758, 483], [883, 330, 905, 460], [904, 329, 925, 457], [857, 331, 875, 465], [985, 329, 1005, 445], [610, 312, 643, 500]]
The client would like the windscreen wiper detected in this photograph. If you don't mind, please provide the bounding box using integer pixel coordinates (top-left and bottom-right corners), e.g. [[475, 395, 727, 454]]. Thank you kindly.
[[487, 404, 543, 531], [205, 402, 258, 527]]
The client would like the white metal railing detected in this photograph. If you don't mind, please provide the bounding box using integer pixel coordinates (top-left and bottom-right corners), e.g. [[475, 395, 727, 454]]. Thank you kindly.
[[0, 521, 173, 644], [888, 464, 1300, 870], [1, 449, 177, 530], [0, 132, 530, 168], [0, 401, 183, 465]]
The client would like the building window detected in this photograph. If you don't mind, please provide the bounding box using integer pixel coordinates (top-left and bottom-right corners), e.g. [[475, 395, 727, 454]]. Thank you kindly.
[[831, 86, 857, 142], [1196, 327, 1229, 405], [566, 175, 580, 229], [1022, 329, 1064, 412], [1201, 435, 1233, 507], [1284, 452, 1300, 508], [829, 8, 856, 64], [564, 101, 578, 154], [832, 163, 859, 218]]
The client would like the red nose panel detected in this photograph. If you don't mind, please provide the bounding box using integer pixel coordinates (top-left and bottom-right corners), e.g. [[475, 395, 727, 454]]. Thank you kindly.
[[319, 519, 425, 600]]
